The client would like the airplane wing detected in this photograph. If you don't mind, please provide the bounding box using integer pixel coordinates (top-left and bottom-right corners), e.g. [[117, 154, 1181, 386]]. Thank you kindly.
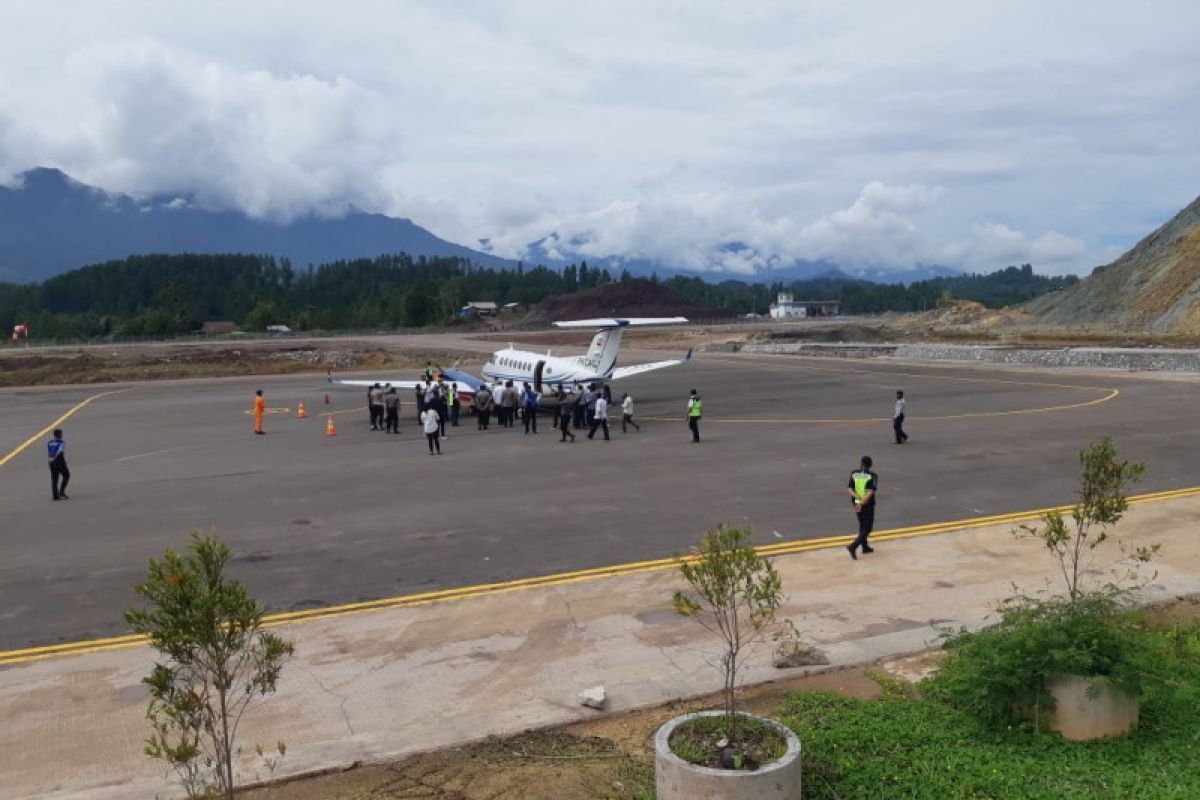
[[610, 349, 693, 381], [328, 376, 478, 396], [554, 317, 688, 329]]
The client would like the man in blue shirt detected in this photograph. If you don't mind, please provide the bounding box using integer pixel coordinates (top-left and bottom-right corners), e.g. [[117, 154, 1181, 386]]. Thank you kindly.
[[47, 428, 70, 500]]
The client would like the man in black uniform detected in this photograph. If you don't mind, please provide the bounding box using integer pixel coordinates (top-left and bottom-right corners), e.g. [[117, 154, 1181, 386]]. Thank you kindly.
[[557, 389, 576, 442], [48, 428, 70, 500], [572, 383, 586, 430], [847, 456, 878, 559], [384, 386, 401, 434]]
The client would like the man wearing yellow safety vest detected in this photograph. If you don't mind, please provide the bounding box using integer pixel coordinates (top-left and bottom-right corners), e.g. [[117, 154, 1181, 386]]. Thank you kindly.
[[686, 388, 702, 443], [847, 455, 878, 559]]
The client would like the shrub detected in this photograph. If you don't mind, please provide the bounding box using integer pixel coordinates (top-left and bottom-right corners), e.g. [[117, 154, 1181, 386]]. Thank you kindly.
[[925, 592, 1154, 727]]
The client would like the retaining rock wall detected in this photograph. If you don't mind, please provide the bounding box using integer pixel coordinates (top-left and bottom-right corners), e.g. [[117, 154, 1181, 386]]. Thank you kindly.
[[736, 342, 1200, 372]]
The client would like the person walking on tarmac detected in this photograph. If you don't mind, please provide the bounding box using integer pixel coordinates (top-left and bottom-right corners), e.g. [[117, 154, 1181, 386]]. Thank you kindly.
[[585, 383, 598, 429], [588, 392, 610, 440], [685, 389, 702, 442], [413, 384, 425, 424], [384, 386, 401, 434], [431, 388, 448, 437], [847, 456, 879, 559], [572, 383, 586, 430], [893, 390, 908, 444], [420, 405, 442, 454], [447, 382, 460, 426], [474, 384, 492, 430], [522, 382, 539, 434], [502, 381, 518, 428], [370, 383, 387, 431], [254, 389, 266, 435], [621, 392, 640, 433], [557, 389, 576, 442], [48, 428, 70, 500]]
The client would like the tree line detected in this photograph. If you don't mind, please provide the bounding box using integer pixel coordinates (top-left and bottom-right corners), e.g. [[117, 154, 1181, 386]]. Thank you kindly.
[[0, 254, 1077, 341], [0, 253, 618, 340], [661, 264, 1078, 316]]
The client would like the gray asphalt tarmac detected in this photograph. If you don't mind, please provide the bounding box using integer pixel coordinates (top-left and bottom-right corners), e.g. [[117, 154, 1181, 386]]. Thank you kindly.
[[2, 348, 1197, 649]]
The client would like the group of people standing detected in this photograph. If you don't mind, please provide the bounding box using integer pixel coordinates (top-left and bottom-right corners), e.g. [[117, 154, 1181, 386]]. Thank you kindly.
[[468, 379, 644, 444], [366, 383, 404, 434]]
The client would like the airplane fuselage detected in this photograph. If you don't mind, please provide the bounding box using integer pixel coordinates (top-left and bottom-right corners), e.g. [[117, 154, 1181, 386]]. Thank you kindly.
[[481, 348, 609, 392]]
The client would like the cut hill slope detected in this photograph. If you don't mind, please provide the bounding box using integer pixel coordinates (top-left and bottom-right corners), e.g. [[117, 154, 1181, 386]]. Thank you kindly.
[[1028, 196, 1200, 331], [528, 279, 725, 322]]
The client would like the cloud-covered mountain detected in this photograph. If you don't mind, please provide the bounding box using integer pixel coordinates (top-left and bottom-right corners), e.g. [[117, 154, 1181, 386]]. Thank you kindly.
[[521, 232, 961, 284], [1, 168, 964, 286], [0, 168, 516, 283]]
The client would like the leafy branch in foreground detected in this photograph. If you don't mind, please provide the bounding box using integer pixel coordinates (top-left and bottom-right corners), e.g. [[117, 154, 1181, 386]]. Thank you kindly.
[[125, 532, 294, 799], [1015, 436, 1152, 604]]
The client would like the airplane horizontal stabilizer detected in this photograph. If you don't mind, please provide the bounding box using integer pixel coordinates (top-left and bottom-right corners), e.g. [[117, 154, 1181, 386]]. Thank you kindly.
[[609, 349, 693, 381], [553, 316, 687, 329]]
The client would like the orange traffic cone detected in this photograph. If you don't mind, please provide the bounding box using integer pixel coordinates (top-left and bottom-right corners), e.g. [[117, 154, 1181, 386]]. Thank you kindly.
[[297, 401, 307, 419], [326, 414, 337, 437]]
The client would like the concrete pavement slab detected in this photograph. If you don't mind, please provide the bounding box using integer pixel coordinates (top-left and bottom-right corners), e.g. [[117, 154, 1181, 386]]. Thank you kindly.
[[3, 493, 1200, 800]]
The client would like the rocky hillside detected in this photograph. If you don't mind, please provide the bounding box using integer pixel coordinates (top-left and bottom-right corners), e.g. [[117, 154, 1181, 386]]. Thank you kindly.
[[528, 279, 725, 322], [1028, 195, 1200, 331]]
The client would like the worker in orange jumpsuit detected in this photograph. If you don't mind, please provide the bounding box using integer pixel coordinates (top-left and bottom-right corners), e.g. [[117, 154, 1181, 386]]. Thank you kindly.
[[254, 389, 266, 434]]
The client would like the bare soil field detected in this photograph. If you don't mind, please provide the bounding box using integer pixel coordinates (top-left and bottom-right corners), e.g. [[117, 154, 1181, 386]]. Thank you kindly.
[[0, 340, 475, 387]]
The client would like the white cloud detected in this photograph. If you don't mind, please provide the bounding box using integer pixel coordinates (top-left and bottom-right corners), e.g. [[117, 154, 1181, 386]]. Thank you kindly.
[[1, 1, 1198, 275]]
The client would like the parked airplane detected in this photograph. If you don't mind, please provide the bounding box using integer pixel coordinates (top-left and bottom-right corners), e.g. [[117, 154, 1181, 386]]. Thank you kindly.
[[329, 317, 691, 400]]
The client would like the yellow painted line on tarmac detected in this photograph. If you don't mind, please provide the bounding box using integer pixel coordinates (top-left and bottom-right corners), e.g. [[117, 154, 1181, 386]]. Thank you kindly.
[[4, 484, 1200, 668], [641, 387, 1119, 424], [646, 356, 1120, 423], [0, 389, 127, 468]]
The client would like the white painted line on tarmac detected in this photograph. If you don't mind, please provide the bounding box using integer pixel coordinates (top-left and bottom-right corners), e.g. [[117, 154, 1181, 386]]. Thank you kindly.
[[112, 446, 191, 463]]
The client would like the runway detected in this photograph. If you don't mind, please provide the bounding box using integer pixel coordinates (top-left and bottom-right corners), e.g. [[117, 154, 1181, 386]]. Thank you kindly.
[[2, 348, 1196, 651]]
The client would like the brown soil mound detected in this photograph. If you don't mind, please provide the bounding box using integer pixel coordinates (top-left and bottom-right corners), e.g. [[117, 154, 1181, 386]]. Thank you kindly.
[[897, 300, 1034, 330], [527, 279, 726, 323]]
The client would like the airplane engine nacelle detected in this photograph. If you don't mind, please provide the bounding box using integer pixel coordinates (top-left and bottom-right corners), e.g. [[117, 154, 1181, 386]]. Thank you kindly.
[[533, 360, 546, 394]]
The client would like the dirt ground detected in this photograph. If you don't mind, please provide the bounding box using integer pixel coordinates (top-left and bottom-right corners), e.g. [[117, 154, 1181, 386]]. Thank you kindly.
[[239, 595, 1198, 800], [241, 661, 891, 800], [0, 340, 476, 387]]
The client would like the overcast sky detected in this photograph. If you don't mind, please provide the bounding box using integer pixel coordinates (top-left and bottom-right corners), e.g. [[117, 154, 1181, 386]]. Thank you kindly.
[[2, 1, 1198, 275]]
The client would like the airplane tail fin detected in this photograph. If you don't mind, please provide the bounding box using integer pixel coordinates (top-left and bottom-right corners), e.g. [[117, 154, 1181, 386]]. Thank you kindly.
[[553, 317, 687, 377], [585, 327, 625, 374]]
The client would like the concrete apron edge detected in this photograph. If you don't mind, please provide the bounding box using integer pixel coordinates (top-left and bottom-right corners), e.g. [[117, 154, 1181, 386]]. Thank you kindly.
[[5, 483, 1200, 668], [44, 577, 1200, 800]]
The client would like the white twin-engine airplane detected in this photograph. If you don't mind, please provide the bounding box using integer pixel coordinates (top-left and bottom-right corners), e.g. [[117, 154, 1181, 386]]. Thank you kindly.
[[329, 317, 692, 400]]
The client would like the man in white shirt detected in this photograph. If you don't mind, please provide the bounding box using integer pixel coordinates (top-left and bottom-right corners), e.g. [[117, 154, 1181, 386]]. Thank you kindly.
[[621, 392, 640, 433], [893, 390, 908, 444], [420, 406, 442, 454], [587, 393, 610, 440]]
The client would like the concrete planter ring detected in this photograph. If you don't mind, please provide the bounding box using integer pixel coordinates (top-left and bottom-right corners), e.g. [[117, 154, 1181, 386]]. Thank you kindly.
[[655, 711, 802, 800], [1047, 675, 1139, 741]]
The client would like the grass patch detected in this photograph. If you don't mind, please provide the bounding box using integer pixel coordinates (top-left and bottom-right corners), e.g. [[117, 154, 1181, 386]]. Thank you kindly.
[[778, 619, 1200, 799], [668, 713, 788, 770]]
